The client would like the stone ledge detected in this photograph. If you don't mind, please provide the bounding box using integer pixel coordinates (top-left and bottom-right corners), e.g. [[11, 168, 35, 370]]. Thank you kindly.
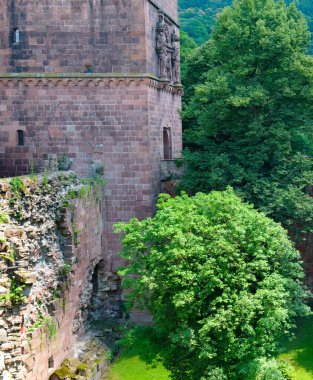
[[0, 73, 183, 95]]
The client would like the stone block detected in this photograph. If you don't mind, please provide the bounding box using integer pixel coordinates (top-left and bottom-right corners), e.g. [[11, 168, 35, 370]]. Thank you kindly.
[[0, 328, 7, 343], [1, 342, 15, 351]]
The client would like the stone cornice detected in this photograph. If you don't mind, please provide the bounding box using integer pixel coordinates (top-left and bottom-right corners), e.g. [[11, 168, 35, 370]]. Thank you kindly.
[[0, 73, 183, 96], [0, 72, 160, 79]]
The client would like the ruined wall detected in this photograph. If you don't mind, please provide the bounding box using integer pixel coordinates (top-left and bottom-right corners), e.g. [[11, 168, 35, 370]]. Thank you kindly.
[[0, 0, 146, 74], [0, 172, 108, 380]]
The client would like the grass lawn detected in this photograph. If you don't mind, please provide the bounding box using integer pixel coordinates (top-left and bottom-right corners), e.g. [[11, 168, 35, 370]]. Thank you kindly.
[[108, 316, 313, 380], [279, 315, 313, 380], [107, 327, 170, 380]]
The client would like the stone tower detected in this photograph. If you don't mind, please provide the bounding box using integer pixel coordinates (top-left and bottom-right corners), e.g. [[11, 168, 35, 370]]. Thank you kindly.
[[0, 0, 182, 308], [0, 1, 182, 377]]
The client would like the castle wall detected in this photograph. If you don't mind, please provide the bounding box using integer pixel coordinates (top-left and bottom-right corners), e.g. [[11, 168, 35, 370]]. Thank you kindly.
[[0, 173, 107, 380], [0, 0, 146, 74], [0, 77, 150, 178], [147, 84, 182, 200], [0, 0, 179, 77], [0, 0, 183, 377], [0, 76, 183, 302]]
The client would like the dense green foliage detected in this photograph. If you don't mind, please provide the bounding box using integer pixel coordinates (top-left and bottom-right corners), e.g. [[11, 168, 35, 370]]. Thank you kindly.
[[116, 190, 310, 380], [180, 30, 198, 80], [179, 0, 313, 52], [181, 0, 313, 234], [179, 0, 231, 45]]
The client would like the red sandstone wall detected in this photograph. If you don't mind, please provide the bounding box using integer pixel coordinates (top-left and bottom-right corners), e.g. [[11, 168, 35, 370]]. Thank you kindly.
[[0, 76, 182, 277], [147, 84, 182, 202], [0, 0, 146, 74]]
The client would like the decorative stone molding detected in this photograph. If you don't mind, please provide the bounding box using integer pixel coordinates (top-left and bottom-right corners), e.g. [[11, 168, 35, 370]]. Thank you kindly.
[[0, 74, 183, 95]]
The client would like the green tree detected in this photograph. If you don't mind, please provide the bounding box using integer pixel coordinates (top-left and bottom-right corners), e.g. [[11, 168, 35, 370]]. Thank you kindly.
[[179, 1, 313, 52], [116, 190, 310, 380], [180, 31, 198, 81], [181, 0, 313, 234]]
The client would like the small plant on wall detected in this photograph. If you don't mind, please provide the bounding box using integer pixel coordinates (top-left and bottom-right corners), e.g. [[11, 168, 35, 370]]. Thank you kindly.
[[0, 278, 25, 306], [84, 63, 94, 74]]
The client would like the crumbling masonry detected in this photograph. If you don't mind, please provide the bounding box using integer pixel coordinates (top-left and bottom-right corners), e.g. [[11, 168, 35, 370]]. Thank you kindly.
[[0, 0, 182, 378]]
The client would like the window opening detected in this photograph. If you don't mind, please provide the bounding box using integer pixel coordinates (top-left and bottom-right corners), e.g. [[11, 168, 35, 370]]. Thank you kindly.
[[48, 356, 54, 369], [163, 128, 172, 160], [13, 28, 20, 44], [17, 130, 24, 146]]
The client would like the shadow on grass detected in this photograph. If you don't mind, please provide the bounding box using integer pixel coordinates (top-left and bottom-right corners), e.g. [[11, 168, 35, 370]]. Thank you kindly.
[[116, 326, 167, 369]]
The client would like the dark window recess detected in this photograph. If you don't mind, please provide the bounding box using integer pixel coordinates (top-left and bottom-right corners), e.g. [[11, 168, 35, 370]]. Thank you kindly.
[[163, 128, 172, 160], [48, 356, 54, 369], [17, 130, 24, 146], [13, 28, 20, 44]]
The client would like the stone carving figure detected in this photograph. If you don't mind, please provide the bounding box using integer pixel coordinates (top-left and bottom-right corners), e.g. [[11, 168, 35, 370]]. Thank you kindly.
[[166, 55, 172, 82], [156, 12, 181, 83], [157, 30, 168, 79], [172, 30, 181, 84], [156, 11, 165, 30], [172, 44, 181, 84], [156, 12, 169, 80]]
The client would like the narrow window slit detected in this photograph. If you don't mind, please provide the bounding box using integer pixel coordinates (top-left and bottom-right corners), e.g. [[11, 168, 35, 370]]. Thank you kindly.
[[17, 130, 24, 146], [13, 28, 20, 44], [163, 128, 172, 160]]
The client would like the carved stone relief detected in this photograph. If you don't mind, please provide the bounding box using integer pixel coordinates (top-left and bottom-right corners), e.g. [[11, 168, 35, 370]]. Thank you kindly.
[[156, 11, 181, 84]]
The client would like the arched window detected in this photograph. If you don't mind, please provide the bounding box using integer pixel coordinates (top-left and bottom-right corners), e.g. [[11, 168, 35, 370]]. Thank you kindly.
[[163, 128, 172, 160], [13, 28, 20, 44]]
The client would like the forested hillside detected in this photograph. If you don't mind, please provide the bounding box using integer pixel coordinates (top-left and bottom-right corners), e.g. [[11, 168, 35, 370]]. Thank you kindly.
[[179, 0, 231, 44], [179, 0, 313, 50]]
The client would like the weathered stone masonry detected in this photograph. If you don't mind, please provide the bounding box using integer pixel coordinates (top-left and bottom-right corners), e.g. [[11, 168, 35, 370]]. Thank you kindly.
[[0, 172, 108, 379], [0, 0, 182, 378]]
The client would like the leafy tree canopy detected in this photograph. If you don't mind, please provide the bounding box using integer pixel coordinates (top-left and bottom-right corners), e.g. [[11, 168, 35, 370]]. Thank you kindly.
[[116, 189, 310, 380], [181, 0, 313, 234], [179, 0, 313, 52]]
